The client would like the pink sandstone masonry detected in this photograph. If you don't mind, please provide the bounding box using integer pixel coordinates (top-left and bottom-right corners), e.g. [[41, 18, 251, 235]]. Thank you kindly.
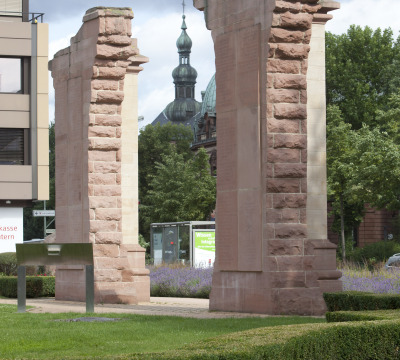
[[49, 7, 149, 304], [194, 0, 342, 315]]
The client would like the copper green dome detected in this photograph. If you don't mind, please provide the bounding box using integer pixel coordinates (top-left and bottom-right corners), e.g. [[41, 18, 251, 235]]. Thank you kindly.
[[165, 98, 201, 123], [201, 74, 216, 117], [172, 63, 198, 84], [176, 15, 192, 54]]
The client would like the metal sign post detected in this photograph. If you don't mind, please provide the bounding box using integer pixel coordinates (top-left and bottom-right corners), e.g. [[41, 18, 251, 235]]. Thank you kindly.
[[16, 243, 94, 313]]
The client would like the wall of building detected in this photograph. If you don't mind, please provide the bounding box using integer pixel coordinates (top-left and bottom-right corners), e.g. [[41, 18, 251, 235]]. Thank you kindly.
[[0, 15, 49, 206]]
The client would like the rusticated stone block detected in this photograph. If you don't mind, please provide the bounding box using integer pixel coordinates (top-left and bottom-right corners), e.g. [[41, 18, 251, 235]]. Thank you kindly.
[[96, 90, 124, 103], [268, 59, 300, 74], [274, 134, 307, 149], [95, 208, 122, 221], [88, 126, 116, 138], [96, 44, 135, 60], [266, 208, 299, 223], [89, 220, 118, 233], [274, 73, 307, 89], [280, 12, 313, 30], [97, 35, 132, 46], [90, 103, 119, 114], [267, 149, 300, 163], [269, 28, 304, 43], [95, 232, 122, 244], [95, 115, 122, 126], [88, 150, 117, 162], [267, 118, 300, 133], [266, 178, 300, 193], [93, 244, 120, 258], [275, 224, 307, 239], [271, 271, 306, 288], [273, 194, 307, 209], [275, 44, 310, 60], [268, 239, 303, 256], [89, 196, 118, 209], [267, 89, 299, 103], [93, 161, 121, 174], [88, 138, 121, 151], [275, 1, 301, 13], [95, 67, 126, 79], [274, 103, 307, 119], [274, 163, 307, 178], [93, 185, 121, 196], [92, 79, 119, 90], [89, 173, 116, 185], [276, 255, 304, 271]]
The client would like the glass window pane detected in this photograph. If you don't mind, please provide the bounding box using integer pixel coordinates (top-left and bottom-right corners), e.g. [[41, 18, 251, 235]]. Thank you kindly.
[[0, 128, 24, 165], [0, 58, 21, 93]]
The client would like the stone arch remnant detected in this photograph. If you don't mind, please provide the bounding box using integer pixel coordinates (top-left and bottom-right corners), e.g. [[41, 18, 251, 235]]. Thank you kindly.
[[194, 0, 341, 315], [49, 7, 149, 304]]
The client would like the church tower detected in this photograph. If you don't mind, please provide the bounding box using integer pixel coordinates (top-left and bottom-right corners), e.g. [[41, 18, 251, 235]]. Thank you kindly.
[[152, 8, 201, 127]]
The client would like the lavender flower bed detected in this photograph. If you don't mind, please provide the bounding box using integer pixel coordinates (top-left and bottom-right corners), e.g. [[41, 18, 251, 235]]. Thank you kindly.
[[149, 266, 213, 298], [341, 266, 400, 294]]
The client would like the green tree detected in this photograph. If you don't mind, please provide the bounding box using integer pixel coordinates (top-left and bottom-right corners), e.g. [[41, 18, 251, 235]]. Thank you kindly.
[[142, 148, 216, 229], [327, 105, 361, 259], [326, 26, 400, 130], [138, 123, 194, 239]]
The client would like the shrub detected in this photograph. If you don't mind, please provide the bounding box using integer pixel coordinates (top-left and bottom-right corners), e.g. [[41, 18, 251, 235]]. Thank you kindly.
[[116, 320, 400, 360], [326, 309, 400, 323], [323, 291, 400, 312], [150, 266, 212, 298], [0, 276, 55, 298], [0, 252, 18, 276], [348, 241, 400, 265]]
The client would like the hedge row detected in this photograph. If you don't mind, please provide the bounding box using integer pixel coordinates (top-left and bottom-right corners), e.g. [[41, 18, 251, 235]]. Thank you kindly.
[[101, 320, 400, 360], [323, 291, 400, 311], [0, 276, 55, 298], [326, 309, 400, 323]]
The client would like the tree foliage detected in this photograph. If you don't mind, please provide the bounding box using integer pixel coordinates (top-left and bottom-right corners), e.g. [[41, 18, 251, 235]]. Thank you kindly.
[[327, 105, 400, 258], [142, 148, 216, 229], [326, 25, 400, 130]]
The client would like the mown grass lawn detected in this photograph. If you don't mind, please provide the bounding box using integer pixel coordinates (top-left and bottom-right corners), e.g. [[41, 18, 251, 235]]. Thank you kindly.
[[0, 304, 325, 359]]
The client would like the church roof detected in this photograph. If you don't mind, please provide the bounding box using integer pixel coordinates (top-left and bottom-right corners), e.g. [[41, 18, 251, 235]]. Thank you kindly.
[[201, 74, 216, 117]]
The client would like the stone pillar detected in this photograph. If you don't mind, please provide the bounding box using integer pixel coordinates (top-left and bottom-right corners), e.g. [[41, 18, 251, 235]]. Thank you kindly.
[[194, 0, 341, 315], [50, 7, 149, 304]]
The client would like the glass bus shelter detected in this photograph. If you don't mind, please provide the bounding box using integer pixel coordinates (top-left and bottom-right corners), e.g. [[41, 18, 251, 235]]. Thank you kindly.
[[150, 221, 215, 266]]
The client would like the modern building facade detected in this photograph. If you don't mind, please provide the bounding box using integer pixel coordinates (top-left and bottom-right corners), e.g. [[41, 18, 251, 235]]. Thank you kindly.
[[0, 0, 49, 209]]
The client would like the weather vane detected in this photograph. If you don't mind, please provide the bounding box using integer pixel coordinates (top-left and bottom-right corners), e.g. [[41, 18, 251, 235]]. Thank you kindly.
[[182, 0, 186, 15]]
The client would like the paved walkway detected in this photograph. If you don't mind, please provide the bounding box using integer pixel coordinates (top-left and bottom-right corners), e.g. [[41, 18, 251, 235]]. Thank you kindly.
[[0, 297, 271, 318]]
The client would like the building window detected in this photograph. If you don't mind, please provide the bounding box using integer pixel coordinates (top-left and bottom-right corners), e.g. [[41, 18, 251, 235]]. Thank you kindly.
[[0, 128, 25, 165], [0, 58, 22, 93]]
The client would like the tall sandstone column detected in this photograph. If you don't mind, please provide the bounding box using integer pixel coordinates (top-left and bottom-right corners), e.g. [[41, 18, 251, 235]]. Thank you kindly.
[[49, 7, 149, 304], [194, 0, 341, 315]]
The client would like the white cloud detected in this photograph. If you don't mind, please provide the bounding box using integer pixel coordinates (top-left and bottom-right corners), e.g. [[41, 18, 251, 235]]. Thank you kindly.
[[326, 0, 400, 36]]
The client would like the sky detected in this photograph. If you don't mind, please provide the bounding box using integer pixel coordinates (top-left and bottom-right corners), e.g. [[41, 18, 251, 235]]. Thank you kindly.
[[28, 0, 400, 129]]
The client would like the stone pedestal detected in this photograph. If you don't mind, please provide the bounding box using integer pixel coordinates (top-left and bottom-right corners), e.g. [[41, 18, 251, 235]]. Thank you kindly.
[[194, 0, 341, 315], [50, 7, 149, 304]]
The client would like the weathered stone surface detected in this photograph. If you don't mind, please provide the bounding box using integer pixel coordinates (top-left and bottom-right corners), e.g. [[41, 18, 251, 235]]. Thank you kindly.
[[267, 89, 299, 103], [268, 59, 300, 74], [275, 224, 307, 239], [95, 115, 122, 126], [274, 134, 307, 149], [275, 103, 307, 119], [94, 67, 126, 79], [266, 208, 300, 223], [267, 149, 301, 163], [96, 91, 125, 104], [273, 194, 307, 209], [274, 163, 307, 178], [267, 118, 300, 133], [266, 178, 300, 193], [280, 12, 313, 30], [275, 44, 310, 60], [268, 239, 303, 256], [95, 208, 122, 221], [274, 73, 307, 89], [92, 79, 119, 90], [269, 28, 304, 43]]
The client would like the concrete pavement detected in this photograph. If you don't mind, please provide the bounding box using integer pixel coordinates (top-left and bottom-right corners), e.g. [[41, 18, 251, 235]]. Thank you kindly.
[[0, 297, 271, 318]]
